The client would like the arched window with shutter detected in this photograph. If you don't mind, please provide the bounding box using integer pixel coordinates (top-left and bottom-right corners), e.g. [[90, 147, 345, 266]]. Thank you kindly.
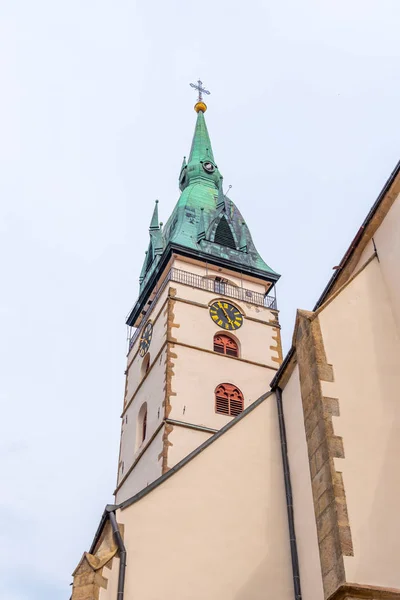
[[213, 334, 239, 357], [215, 383, 244, 417]]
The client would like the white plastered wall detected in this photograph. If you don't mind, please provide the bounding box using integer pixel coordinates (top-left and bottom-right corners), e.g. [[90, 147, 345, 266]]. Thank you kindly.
[[118, 347, 166, 484], [117, 284, 169, 499], [283, 365, 324, 600], [171, 344, 271, 430], [102, 396, 294, 600], [373, 191, 400, 332], [171, 284, 279, 368], [99, 557, 119, 600], [116, 427, 164, 504], [349, 193, 400, 333], [171, 280, 277, 343], [125, 285, 169, 397], [167, 425, 213, 466], [353, 239, 375, 273], [318, 256, 400, 589]]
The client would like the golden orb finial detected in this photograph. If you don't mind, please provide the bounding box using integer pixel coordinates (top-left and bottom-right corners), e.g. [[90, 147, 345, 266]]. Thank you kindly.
[[194, 101, 207, 113]]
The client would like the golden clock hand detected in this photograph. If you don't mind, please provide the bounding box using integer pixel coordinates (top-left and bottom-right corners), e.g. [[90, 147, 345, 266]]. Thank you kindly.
[[220, 305, 235, 327], [219, 305, 229, 320]]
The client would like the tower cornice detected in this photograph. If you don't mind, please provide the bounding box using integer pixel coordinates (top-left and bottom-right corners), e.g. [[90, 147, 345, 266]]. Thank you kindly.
[[126, 241, 279, 327]]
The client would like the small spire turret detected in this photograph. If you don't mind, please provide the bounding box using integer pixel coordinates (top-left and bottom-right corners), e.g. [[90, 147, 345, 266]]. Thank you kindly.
[[149, 201, 163, 256], [149, 200, 160, 231]]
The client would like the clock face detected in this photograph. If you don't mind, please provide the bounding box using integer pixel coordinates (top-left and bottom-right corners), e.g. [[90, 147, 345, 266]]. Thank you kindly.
[[139, 322, 153, 357], [203, 161, 215, 173], [209, 301, 243, 331]]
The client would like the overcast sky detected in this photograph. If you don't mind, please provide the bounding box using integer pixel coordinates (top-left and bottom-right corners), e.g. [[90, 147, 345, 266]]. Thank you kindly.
[[0, 1, 399, 598]]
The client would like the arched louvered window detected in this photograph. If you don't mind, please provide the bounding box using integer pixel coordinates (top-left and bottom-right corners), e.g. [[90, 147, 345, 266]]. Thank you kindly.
[[214, 334, 239, 357], [215, 383, 244, 417], [214, 217, 236, 249]]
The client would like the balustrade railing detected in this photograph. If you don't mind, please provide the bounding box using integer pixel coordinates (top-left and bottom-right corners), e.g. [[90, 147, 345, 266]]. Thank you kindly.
[[128, 267, 276, 351]]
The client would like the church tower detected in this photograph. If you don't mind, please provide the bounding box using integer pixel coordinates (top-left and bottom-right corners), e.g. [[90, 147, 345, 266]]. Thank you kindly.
[[116, 85, 282, 504]]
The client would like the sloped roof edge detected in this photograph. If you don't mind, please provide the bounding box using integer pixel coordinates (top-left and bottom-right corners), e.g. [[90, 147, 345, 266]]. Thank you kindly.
[[86, 390, 274, 555], [119, 390, 273, 511], [313, 158, 400, 310], [271, 158, 400, 390]]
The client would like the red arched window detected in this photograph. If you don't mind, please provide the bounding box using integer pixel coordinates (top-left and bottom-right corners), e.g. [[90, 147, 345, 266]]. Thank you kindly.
[[213, 334, 239, 357], [215, 383, 244, 417]]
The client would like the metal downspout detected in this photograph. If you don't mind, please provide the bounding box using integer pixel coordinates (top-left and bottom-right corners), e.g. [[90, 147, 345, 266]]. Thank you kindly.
[[108, 510, 126, 600], [276, 386, 302, 600]]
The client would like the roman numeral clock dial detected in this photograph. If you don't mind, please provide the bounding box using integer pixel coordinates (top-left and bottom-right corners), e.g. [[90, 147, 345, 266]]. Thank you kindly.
[[139, 322, 153, 357], [209, 301, 243, 331]]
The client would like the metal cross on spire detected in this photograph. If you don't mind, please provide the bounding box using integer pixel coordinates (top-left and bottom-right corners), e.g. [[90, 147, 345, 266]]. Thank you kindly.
[[190, 79, 210, 102]]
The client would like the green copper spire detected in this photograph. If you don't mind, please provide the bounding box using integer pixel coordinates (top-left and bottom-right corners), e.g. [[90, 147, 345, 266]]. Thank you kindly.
[[165, 106, 278, 277], [136, 99, 279, 300]]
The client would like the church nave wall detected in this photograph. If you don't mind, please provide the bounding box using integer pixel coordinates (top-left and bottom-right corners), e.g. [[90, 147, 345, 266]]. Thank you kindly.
[[318, 255, 400, 592], [373, 191, 400, 334]]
